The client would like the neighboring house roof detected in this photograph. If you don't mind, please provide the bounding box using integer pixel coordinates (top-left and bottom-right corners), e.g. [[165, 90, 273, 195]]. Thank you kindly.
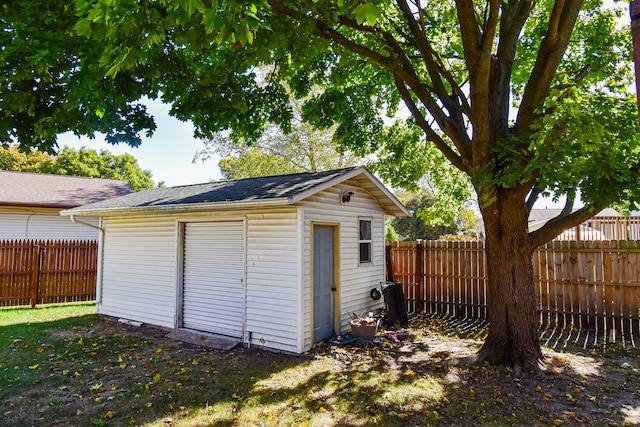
[[528, 207, 621, 232], [0, 171, 133, 209], [62, 166, 409, 217]]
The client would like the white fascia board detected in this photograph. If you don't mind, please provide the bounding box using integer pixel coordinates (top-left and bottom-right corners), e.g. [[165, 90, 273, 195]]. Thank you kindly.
[[60, 198, 289, 218]]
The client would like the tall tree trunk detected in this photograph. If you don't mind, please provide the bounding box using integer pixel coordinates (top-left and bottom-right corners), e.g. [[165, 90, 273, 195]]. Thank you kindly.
[[476, 189, 543, 370]]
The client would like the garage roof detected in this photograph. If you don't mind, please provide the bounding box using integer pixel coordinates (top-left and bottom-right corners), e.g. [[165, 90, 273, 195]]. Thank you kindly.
[[62, 166, 408, 217]]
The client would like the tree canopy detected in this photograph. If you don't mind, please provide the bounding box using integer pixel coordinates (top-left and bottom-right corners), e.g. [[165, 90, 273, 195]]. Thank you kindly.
[[0, 145, 155, 191], [195, 94, 361, 179], [0, 1, 158, 152], [4, 0, 640, 369], [392, 190, 478, 240]]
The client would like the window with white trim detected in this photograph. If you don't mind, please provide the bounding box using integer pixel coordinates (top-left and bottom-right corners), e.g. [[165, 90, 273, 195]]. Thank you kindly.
[[359, 219, 372, 263]]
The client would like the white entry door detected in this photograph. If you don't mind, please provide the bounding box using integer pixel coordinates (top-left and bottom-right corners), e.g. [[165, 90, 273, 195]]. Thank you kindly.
[[182, 221, 245, 338]]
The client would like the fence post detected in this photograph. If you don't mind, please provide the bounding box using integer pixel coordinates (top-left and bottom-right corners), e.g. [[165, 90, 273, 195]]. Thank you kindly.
[[29, 244, 41, 308], [386, 243, 395, 282]]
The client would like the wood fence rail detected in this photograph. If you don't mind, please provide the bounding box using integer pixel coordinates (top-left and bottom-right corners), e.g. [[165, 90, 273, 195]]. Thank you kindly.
[[387, 240, 640, 338], [0, 240, 98, 308]]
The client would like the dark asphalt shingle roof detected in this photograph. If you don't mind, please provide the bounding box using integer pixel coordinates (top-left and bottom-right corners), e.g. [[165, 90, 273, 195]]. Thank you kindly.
[[64, 167, 362, 214], [0, 171, 133, 208]]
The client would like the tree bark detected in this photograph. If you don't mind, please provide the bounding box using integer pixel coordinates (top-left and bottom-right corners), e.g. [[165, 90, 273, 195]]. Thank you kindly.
[[475, 189, 544, 370]]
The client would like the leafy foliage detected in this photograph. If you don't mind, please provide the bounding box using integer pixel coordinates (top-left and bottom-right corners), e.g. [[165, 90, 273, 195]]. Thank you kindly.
[[0, 0, 157, 152], [391, 191, 478, 240], [195, 93, 361, 179]]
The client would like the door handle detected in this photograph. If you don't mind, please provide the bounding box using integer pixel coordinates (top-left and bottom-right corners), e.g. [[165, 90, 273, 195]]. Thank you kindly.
[[331, 287, 337, 292]]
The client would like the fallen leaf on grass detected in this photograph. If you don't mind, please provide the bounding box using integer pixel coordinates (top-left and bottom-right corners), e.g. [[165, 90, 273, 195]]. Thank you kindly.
[[28, 364, 39, 370]]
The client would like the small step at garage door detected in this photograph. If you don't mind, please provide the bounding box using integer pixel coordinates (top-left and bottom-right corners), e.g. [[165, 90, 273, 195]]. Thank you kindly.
[[182, 221, 245, 338]]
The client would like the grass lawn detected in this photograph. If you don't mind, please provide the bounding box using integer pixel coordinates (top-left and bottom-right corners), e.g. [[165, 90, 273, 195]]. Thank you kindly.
[[1, 304, 639, 426]]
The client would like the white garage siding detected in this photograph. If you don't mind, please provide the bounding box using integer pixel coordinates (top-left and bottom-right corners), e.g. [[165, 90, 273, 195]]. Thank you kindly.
[[99, 216, 178, 328], [0, 207, 99, 240], [245, 209, 301, 353], [300, 181, 386, 350]]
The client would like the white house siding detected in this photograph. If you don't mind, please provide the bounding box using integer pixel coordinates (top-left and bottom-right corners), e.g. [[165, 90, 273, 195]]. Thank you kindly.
[[244, 209, 301, 353], [300, 180, 386, 350], [0, 207, 99, 240], [99, 216, 178, 328]]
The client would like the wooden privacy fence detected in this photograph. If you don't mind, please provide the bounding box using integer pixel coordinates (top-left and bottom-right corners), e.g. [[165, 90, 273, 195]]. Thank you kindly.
[[0, 240, 98, 308], [387, 240, 640, 338]]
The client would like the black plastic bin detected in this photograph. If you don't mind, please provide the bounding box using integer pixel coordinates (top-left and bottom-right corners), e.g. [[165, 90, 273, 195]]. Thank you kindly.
[[382, 282, 408, 327]]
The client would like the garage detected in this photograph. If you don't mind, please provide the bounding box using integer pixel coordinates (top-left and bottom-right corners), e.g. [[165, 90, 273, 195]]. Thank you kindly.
[[182, 221, 245, 338], [62, 167, 408, 353]]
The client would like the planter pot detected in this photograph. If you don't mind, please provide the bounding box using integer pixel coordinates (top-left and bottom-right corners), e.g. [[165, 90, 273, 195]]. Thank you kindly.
[[350, 321, 377, 341]]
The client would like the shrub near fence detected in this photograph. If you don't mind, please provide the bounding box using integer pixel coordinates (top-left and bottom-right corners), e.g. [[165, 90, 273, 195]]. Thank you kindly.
[[0, 240, 98, 307], [388, 240, 640, 338]]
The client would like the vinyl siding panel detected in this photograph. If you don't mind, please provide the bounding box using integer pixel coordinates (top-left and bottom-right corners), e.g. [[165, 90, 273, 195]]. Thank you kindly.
[[0, 207, 99, 240], [245, 209, 300, 353], [300, 180, 387, 350], [99, 216, 177, 328]]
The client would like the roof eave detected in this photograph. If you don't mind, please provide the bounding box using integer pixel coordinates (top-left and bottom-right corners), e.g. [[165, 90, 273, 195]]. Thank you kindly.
[[60, 198, 290, 217]]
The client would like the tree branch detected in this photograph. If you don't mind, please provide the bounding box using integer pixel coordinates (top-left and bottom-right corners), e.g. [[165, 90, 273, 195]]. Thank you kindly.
[[514, 0, 584, 136], [393, 75, 468, 172], [525, 186, 542, 213], [266, 0, 475, 165], [396, 0, 469, 121], [455, 0, 481, 79], [529, 203, 604, 248]]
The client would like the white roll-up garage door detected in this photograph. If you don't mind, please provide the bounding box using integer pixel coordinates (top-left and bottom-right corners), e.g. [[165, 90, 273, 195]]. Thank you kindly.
[[182, 221, 245, 338]]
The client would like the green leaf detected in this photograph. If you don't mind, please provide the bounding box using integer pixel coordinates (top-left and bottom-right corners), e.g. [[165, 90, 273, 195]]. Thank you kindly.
[[237, 22, 253, 45], [354, 3, 381, 26]]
